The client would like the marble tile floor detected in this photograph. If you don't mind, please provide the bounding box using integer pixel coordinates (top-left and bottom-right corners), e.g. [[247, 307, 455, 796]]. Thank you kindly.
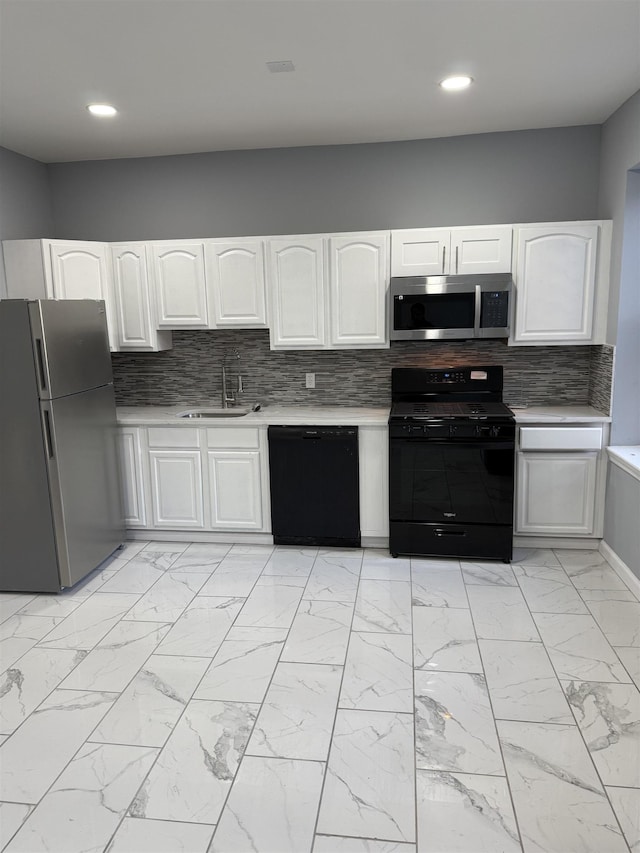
[[0, 542, 638, 852]]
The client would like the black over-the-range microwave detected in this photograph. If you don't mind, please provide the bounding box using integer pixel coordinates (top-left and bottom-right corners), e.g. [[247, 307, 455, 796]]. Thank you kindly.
[[389, 273, 512, 340]]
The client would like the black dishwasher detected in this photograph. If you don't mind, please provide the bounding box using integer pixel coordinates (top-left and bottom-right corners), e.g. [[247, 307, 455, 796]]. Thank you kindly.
[[268, 426, 360, 547]]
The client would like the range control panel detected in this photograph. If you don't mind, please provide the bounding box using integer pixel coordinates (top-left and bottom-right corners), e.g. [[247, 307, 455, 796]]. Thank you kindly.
[[389, 421, 515, 440]]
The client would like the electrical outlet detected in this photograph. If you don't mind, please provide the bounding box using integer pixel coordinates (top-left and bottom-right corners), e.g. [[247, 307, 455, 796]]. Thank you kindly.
[[305, 372, 316, 389]]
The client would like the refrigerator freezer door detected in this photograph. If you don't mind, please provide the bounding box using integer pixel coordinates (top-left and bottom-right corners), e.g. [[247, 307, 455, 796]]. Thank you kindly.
[[0, 300, 60, 592], [29, 300, 113, 399], [44, 383, 125, 587]]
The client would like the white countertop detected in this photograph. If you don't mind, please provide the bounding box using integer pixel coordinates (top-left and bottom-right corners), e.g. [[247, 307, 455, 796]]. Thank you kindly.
[[116, 404, 391, 426], [117, 403, 610, 427], [607, 446, 640, 481], [510, 406, 611, 423]]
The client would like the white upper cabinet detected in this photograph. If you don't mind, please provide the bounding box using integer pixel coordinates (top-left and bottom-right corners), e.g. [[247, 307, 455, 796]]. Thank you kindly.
[[391, 229, 450, 276], [3, 239, 118, 351], [511, 223, 605, 345], [151, 242, 208, 328], [206, 239, 267, 328], [268, 237, 326, 349], [451, 227, 513, 275], [329, 233, 389, 348], [110, 244, 172, 351], [391, 226, 512, 277], [268, 232, 389, 350]]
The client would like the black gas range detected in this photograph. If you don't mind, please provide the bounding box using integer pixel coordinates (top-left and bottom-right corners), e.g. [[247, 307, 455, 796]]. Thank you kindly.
[[388, 366, 515, 562]]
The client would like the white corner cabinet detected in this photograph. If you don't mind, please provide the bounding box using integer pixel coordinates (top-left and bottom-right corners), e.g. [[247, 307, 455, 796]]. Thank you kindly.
[[268, 232, 389, 350], [3, 239, 119, 351], [515, 423, 609, 539], [391, 226, 513, 277], [116, 424, 270, 534], [510, 221, 611, 345]]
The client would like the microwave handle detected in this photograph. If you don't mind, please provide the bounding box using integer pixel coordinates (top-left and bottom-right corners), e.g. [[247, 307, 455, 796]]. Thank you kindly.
[[474, 285, 482, 333]]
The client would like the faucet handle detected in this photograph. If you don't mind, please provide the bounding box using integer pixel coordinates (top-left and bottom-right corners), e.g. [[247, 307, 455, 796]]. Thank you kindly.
[[238, 375, 244, 394]]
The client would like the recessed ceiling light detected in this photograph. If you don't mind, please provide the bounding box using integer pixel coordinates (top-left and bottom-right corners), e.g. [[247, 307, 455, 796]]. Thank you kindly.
[[440, 76, 473, 91], [87, 104, 117, 117]]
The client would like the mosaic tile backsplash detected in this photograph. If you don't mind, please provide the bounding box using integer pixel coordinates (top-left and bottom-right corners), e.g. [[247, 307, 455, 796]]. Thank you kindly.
[[112, 331, 614, 414]]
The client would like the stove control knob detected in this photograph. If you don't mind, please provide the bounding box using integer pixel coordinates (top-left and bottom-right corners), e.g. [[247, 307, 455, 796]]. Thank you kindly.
[[449, 425, 457, 437], [491, 425, 500, 437]]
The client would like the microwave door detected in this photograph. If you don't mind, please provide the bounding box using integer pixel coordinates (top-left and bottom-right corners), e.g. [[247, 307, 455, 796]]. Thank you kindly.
[[392, 289, 476, 340]]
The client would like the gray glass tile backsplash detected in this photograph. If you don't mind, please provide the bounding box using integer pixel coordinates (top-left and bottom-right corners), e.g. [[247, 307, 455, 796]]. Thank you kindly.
[[112, 331, 613, 414]]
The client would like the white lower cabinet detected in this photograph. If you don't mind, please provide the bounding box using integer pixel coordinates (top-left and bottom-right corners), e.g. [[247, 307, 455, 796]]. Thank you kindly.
[[515, 424, 607, 538], [359, 426, 389, 538], [116, 428, 146, 527], [149, 450, 205, 528], [116, 425, 270, 534], [208, 451, 263, 529], [516, 452, 598, 535]]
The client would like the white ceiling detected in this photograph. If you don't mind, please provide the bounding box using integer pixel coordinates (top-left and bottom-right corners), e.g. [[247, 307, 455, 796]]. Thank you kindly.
[[1, 0, 639, 164]]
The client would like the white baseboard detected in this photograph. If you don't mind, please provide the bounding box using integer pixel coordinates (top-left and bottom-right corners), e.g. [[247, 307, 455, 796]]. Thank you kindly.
[[599, 541, 640, 597], [514, 536, 601, 550], [126, 530, 274, 545]]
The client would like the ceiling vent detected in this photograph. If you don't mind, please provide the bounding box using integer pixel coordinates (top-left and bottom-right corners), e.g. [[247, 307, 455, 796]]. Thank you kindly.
[[266, 60, 295, 73]]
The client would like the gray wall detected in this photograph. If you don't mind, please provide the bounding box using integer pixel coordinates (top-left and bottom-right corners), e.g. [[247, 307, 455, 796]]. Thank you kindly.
[[0, 147, 54, 298], [47, 125, 601, 241], [598, 91, 640, 445], [604, 462, 640, 580], [598, 89, 640, 343]]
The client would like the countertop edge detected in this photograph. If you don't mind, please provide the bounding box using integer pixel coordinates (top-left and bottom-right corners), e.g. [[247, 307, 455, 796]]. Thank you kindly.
[[116, 404, 611, 427]]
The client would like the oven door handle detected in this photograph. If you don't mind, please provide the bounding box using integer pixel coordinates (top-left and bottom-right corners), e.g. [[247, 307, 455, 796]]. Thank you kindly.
[[390, 439, 514, 451], [434, 528, 466, 537]]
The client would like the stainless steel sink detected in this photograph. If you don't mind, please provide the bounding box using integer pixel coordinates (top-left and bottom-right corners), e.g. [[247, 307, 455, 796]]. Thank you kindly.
[[176, 408, 251, 419]]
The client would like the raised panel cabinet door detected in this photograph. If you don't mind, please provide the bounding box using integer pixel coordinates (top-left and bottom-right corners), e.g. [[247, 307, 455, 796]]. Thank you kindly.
[[268, 237, 326, 349], [329, 233, 389, 348], [149, 450, 204, 528], [116, 428, 146, 527], [111, 245, 172, 351], [515, 451, 598, 535], [450, 227, 513, 274], [207, 240, 267, 327], [151, 242, 208, 328], [513, 225, 599, 343], [390, 229, 450, 276], [48, 241, 117, 349], [208, 451, 262, 529]]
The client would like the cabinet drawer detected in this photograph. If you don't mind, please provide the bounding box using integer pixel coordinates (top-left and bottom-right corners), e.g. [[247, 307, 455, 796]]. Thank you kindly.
[[147, 427, 200, 448], [206, 427, 260, 449], [519, 426, 602, 451]]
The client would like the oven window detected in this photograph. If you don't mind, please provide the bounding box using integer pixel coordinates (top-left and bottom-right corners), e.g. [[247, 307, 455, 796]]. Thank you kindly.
[[394, 293, 475, 331], [389, 441, 514, 525]]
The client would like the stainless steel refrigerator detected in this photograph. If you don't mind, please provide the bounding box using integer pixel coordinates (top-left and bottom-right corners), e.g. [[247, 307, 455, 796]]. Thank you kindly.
[[0, 299, 124, 592]]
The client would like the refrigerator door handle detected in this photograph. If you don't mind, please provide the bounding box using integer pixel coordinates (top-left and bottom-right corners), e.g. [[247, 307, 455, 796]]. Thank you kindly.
[[35, 338, 48, 393], [42, 408, 54, 458]]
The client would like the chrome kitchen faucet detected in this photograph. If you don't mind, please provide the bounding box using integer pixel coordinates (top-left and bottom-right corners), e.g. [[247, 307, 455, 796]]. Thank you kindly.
[[221, 348, 241, 408]]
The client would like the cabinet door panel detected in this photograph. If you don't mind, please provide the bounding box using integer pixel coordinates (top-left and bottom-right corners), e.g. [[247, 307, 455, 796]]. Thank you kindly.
[[391, 229, 449, 276], [208, 451, 262, 529], [329, 234, 388, 348], [149, 450, 204, 528], [116, 428, 146, 527], [48, 241, 117, 349], [268, 238, 325, 348], [516, 452, 597, 535], [451, 227, 512, 274], [207, 240, 267, 327], [513, 225, 598, 342], [151, 243, 208, 328], [111, 244, 171, 351]]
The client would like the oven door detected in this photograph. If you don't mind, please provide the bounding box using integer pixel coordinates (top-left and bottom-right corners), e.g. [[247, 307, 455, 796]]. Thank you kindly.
[[389, 437, 514, 525]]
